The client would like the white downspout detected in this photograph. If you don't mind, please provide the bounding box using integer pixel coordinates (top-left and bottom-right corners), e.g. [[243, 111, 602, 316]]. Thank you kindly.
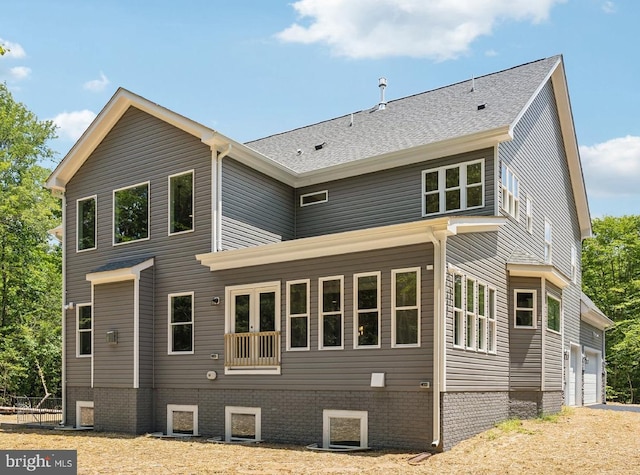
[[430, 230, 448, 450], [211, 144, 232, 252], [61, 193, 67, 425]]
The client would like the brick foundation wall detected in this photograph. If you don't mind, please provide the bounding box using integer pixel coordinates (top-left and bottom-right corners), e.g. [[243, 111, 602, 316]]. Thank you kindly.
[[441, 392, 509, 451], [508, 390, 563, 419], [65, 387, 94, 427]]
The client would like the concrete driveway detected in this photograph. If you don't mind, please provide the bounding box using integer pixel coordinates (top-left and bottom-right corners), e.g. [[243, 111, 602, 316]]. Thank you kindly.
[[587, 403, 640, 413]]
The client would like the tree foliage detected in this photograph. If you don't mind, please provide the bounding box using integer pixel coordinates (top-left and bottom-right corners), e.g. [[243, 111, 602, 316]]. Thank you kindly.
[[0, 82, 61, 402], [582, 215, 640, 403]]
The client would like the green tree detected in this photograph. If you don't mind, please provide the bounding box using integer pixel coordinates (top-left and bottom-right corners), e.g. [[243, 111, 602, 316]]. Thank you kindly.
[[0, 82, 61, 401], [582, 215, 640, 403]]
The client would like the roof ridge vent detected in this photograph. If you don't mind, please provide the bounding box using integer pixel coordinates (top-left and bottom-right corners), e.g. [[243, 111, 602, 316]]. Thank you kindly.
[[378, 77, 387, 110]]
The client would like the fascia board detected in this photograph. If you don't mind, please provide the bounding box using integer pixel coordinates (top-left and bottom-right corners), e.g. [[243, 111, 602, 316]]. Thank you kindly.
[[447, 216, 507, 234], [580, 303, 614, 330], [506, 262, 570, 289], [196, 219, 450, 271]]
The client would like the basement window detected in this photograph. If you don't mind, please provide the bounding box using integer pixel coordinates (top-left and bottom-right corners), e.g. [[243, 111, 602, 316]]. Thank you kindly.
[[300, 190, 328, 207], [167, 404, 198, 436], [225, 406, 261, 442], [323, 410, 368, 449], [76, 401, 94, 428]]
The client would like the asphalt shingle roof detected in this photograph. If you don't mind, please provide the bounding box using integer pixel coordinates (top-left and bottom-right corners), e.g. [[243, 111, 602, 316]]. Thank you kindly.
[[90, 256, 153, 273], [246, 56, 560, 174]]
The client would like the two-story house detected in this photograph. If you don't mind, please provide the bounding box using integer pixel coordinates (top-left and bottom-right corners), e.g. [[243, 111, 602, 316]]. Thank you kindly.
[[46, 55, 611, 451]]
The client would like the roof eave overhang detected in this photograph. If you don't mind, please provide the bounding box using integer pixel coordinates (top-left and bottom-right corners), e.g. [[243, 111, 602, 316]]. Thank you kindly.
[[196, 216, 505, 271], [86, 257, 154, 285], [506, 262, 571, 289], [580, 293, 614, 329]]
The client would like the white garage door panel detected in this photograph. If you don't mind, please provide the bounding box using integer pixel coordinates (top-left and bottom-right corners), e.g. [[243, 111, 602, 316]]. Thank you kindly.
[[584, 350, 599, 405]]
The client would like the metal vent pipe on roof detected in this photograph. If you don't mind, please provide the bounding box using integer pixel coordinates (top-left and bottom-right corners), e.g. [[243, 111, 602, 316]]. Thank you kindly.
[[378, 77, 387, 110]]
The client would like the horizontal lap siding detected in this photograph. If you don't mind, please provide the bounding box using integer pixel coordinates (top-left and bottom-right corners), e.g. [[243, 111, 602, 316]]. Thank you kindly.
[[509, 277, 542, 390], [154, 243, 434, 392], [296, 149, 494, 238], [544, 282, 563, 390], [64, 106, 213, 390], [446, 233, 510, 391], [93, 281, 134, 387], [221, 158, 294, 249], [580, 322, 604, 352], [139, 268, 154, 389]]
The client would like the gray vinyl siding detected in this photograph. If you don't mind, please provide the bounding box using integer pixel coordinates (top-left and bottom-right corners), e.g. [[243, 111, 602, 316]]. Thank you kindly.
[[221, 157, 294, 249], [509, 277, 542, 390], [580, 322, 604, 352], [295, 149, 494, 238], [153, 243, 434, 392], [446, 232, 510, 391], [497, 80, 584, 384], [93, 281, 134, 388], [544, 282, 563, 390], [139, 268, 154, 389], [64, 106, 213, 389]]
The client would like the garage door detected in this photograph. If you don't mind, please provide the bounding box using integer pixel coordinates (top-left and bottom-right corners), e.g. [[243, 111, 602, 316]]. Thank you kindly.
[[583, 349, 600, 405]]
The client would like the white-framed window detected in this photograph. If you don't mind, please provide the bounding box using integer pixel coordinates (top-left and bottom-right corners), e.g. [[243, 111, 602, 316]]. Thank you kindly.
[[77, 195, 96, 252], [546, 293, 561, 333], [225, 406, 261, 442], [300, 190, 328, 207], [168, 170, 194, 235], [167, 404, 198, 436], [514, 289, 536, 328], [76, 401, 94, 428], [323, 410, 368, 450], [453, 274, 464, 348], [544, 219, 553, 263], [392, 267, 421, 347], [488, 288, 497, 353], [319, 276, 344, 350], [465, 278, 476, 350], [477, 282, 487, 351], [570, 244, 577, 283], [76, 304, 92, 357], [525, 197, 533, 234], [353, 272, 380, 349], [501, 164, 519, 219], [286, 279, 310, 351], [168, 292, 194, 354], [113, 181, 149, 245], [422, 159, 484, 216]]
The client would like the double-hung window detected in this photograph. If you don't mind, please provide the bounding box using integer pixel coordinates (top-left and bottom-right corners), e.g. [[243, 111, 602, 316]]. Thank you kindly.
[[525, 197, 533, 233], [287, 280, 310, 350], [77, 304, 92, 357], [168, 292, 194, 354], [354, 272, 380, 348], [113, 182, 149, 245], [77, 196, 96, 251], [319, 276, 344, 350], [392, 268, 420, 347], [169, 171, 194, 235], [465, 278, 476, 349], [452, 271, 496, 353], [422, 159, 484, 216], [477, 283, 487, 351], [570, 244, 577, 283], [547, 294, 561, 333], [453, 274, 464, 348], [544, 220, 553, 263], [487, 288, 497, 353], [501, 164, 519, 219], [514, 290, 536, 328]]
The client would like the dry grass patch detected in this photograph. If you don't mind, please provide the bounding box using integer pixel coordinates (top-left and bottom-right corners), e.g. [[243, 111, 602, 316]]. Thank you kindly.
[[1, 407, 639, 474]]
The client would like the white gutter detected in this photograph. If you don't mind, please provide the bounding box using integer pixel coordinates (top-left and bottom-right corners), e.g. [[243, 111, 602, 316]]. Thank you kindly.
[[430, 230, 448, 450]]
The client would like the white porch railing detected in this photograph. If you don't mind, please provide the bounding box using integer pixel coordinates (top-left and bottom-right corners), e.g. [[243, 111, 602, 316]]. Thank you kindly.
[[224, 331, 281, 368]]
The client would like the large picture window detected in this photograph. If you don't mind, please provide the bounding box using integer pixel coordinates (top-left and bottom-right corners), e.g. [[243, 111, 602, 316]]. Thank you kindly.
[[354, 272, 380, 348], [286, 280, 310, 351], [319, 276, 344, 350], [168, 292, 194, 354], [77, 196, 96, 251], [113, 182, 149, 244], [169, 171, 193, 235], [392, 268, 420, 347], [422, 159, 484, 216], [77, 304, 92, 357]]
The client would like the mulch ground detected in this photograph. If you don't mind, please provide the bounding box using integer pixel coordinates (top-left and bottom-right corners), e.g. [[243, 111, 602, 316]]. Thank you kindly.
[[1, 406, 639, 474]]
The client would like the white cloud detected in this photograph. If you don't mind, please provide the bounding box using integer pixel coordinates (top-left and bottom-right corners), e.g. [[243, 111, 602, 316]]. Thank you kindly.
[[602, 1, 616, 13], [0, 38, 26, 58], [580, 136, 640, 197], [83, 72, 110, 92], [277, 0, 565, 60], [52, 110, 97, 141], [9, 66, 31, 80]]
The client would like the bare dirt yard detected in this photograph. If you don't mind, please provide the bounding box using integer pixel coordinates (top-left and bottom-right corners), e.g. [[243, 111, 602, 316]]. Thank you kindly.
[[1, 406, 639, 474]]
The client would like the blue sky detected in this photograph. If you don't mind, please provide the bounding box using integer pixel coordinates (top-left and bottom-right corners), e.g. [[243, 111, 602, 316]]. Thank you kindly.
[[1, 0, 638, 217]]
